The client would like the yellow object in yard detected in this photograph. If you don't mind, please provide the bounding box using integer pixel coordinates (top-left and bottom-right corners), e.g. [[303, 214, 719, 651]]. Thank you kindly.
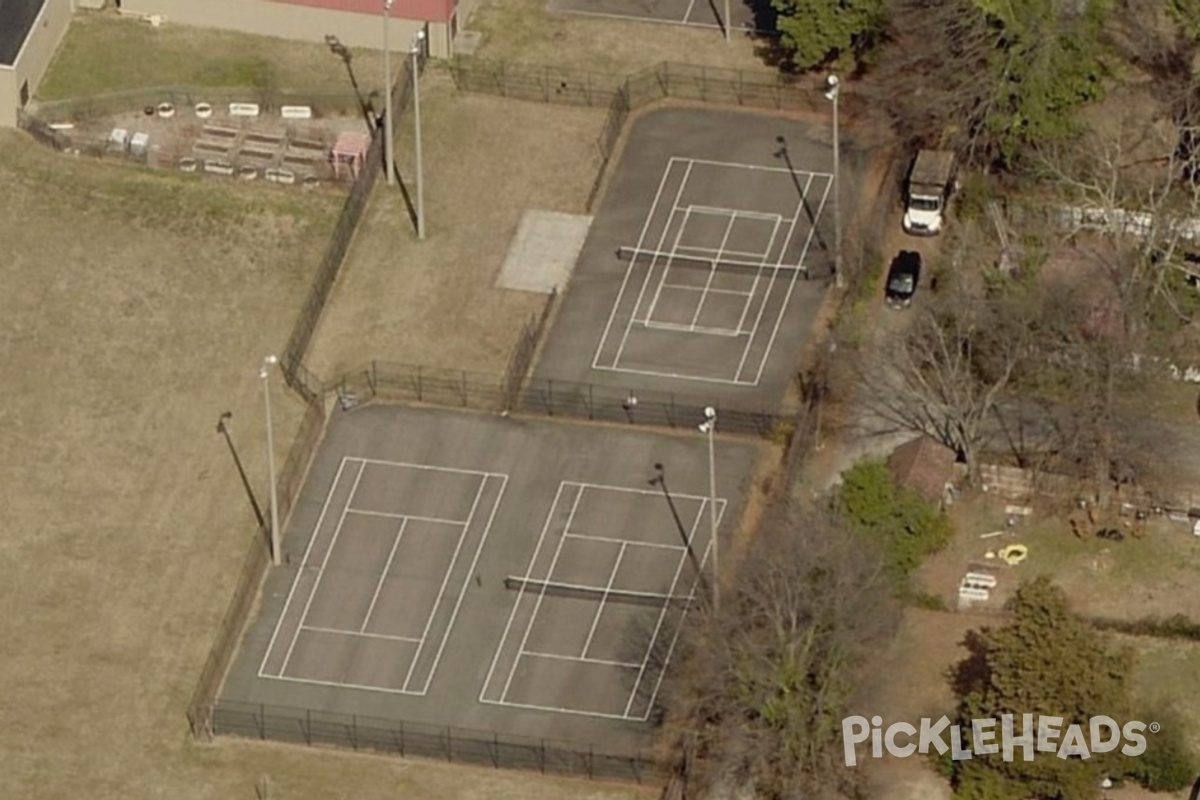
[[999, 544, 1028, 565]]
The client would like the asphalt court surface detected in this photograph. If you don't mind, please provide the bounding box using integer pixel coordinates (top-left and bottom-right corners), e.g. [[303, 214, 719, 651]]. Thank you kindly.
[[534, 107, 857, 407], [224, 404, 760, 746], [545, 0, 764, 33]]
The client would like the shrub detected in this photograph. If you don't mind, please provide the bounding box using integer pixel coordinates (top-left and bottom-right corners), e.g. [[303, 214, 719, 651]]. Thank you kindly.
[[1122, 709, 1195, 792]]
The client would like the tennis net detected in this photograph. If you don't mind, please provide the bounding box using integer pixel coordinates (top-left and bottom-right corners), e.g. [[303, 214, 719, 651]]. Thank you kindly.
[[503, 576, 700, 609], [616, 246, 808, 275]]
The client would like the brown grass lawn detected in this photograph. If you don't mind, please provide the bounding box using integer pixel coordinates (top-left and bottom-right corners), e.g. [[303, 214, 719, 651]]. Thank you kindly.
[[0, 131, 651, 800], [468, 0, 777, 74], [306, 65, 607, 378]]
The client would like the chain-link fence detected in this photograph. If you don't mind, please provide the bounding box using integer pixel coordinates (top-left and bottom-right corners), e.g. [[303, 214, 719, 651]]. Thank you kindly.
[[212, 699, 662, 783], [327, 360, 788, 437], [279, 45, 428, 400], [187, 392, 327, 739], [29, 86, 366, 123], [503, 290, 558, 411]]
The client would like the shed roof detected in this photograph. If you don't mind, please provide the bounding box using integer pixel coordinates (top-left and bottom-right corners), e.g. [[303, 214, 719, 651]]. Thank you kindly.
[[0, 0, 44, 66], [888, 436, 956, 504]]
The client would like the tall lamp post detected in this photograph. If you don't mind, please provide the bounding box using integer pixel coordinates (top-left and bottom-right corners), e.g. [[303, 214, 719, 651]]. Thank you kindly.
[[724, 0, 731, 42], [824, 74, 843, 288], [382, 0, 395, 185], [260, 355, 281, 566], [698, 407, 719, 614], [411, 28, 426, 240]]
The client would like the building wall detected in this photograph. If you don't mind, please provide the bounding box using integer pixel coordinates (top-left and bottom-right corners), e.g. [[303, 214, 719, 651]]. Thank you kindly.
[[120, 0, 458, 58], [0, 0, 72, 128]]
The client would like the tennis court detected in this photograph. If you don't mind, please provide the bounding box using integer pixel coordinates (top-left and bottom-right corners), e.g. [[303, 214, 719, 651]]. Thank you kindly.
[[593, 156, 831, 386], [220, 405, 759, 748], [481, 480, 725, 719], [532, 108, 837, 406], [545, 0, 765, 33]]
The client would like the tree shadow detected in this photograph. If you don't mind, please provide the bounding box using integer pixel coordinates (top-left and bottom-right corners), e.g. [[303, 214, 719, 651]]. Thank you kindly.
[[946, 629, 991, 700]]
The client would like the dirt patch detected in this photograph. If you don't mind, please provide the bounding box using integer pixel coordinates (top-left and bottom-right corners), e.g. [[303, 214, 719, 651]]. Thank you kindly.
[[307, 65, 608, 378]]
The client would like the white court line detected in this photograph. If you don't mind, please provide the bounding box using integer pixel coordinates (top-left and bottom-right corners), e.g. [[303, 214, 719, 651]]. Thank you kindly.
[[258, 457, 351, 679], [731, 187, 806, 383], [278, 460, 368, 678], [346, 508, 467, 526], [734, 204, 789, 335], [401, 473, 488, 693], [681, 0, 696, 23], [563, 531, 685, 552], [623, 497, 708, 717], [683, 205, 782, 222], [301, 626, 422, 644], [523, 650, 642, 670], [564, 479, 714, 503], [581, 541, 626, 659], [592, 160, 678, 370], [499, 487, 585, 704], [749, 176, 832, 386], [592, 362, 753, 385], [479, 696, 649, 721], [612, 160, 694, 368], [642, 204, 695, 324], [688, 212, 738, 330], [479, 482, 571, 704], [264, 673, 419, 695], [361, 517, 408, 633], [351, 456, 503, 479], [417, 473, 509, 695], [645, 320, 741, 337], [662, 283, 755, 298], [688, 157, 829, 176]]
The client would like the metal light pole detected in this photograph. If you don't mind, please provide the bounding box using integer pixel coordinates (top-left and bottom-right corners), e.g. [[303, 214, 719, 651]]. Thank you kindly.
[[383, 0, 395, 185], [699, 407, 719, 614], [260, 355, 281, 566], [824, 74, 843, 288], [724, 0, 731, 42], [411, 29, 426, 240]]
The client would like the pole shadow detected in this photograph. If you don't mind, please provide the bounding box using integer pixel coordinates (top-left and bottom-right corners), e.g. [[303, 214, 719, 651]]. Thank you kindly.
[[649, 462, 713, 601], [775, 135, 834, 280], [325, 35, 376, 129], [217, 412, 267, 541]]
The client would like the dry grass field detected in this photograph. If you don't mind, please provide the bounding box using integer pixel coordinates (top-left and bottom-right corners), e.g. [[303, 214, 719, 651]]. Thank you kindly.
[[0, 132, 652, 800], [470, 0, 777, 74], [306, 65, 607, 378]]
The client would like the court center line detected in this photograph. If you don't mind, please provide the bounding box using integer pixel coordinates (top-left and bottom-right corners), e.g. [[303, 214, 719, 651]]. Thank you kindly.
[[751, 174, 832, 386], [346, 508, 466, 526], [499, 486, 585, 704], [523, 650, 642, 670], [644, 320, 741, 338], [301, 625, 422, 644], [642, 204, 696, 325], [479, 481, 569, 704], [402, 473, 488, 692], [360, 517, 408, 633], [581, 541, 626, 660], [593, 159, 679, 370], [279, 459, 367, 678], [732, 179, 806, 384], [674, 242, 771, 260], [681, 0, 696, 23], [258, 457, 350, 679], [562, 531, 686, 552], [264, 672, 418, 695], [419, 473, 509, 695], [684, 205, 781, 222], [688, 212, 738, 330], [734, 210, 787, 335], [612, 159, 695, 370]]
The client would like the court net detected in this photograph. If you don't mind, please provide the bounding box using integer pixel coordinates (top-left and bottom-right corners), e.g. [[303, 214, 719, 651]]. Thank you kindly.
[[504, 576, 700, 609], [616, 246, 808, 275]]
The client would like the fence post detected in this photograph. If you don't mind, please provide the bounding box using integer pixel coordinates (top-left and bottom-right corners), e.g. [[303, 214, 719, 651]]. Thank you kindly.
[[257, 704, 266, 739], [588, 744, 594, 779], [305, 708, 312, 745], [700, 66, 707, 101], [547, 380, 554, 416], [493, 732, 500, 767], [588, 383, 594, 421], [461, 370, 468, 407], [351, 714, 359, 750], [370, 360, 378, 398], [445, 726, 453, 762], [417, 364, 423, 402], [399, 719, 406, 756], [543, 65, 550, 103], [540, 739, 546, 773]]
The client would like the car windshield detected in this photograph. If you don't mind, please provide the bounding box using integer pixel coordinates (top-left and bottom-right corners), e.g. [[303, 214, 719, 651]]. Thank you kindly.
[[889, 273, 915, 293], [910, 197, 941, 212]]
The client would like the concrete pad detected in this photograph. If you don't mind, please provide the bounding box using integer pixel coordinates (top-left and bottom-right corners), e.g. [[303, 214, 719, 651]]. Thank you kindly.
[[496, 210, 592, 294]]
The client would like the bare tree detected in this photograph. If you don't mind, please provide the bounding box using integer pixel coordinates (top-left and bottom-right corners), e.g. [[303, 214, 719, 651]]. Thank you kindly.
[[657, 508, 897, 800], [854, 292, 1030, 480]]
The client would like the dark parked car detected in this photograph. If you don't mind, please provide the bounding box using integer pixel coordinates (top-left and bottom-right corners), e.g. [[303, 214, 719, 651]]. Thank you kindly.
[[885, 250, 921, 308]]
